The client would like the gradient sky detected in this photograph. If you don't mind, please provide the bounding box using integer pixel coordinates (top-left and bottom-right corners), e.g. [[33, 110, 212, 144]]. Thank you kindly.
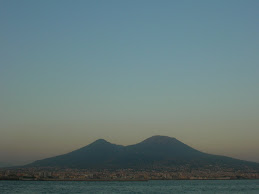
[[1, 0, 259, 165]]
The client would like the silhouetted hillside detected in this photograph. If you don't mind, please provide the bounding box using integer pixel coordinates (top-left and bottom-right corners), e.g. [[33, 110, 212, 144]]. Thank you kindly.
[[26, 136, 259, 170]]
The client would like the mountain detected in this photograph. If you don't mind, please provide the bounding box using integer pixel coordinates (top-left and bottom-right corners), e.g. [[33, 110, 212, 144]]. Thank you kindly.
[[26, 135, 259, 170]]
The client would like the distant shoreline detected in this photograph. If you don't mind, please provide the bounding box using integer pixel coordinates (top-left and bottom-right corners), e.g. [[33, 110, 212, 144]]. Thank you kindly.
[[1, 178, 258, 182]]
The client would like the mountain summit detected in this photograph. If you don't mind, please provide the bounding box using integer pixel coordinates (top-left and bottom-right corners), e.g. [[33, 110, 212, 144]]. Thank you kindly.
[[141, 135, 180, 144], [26, 136, 259, 170]]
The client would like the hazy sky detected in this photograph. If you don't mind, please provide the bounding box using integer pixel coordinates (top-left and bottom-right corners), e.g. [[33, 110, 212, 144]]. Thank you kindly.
[[1, 0, 259, 165]]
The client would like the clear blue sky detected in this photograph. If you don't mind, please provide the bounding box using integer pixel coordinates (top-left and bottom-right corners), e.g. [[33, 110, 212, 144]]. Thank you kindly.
[[1, 0, 259, 164]]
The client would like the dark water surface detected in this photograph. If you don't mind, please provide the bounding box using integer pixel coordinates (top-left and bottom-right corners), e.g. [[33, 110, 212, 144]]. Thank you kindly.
[[0, 180, 258, 193]]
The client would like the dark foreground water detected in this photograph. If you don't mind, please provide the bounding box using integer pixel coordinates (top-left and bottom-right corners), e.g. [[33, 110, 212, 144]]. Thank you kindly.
[[0, 180, 258, 193]]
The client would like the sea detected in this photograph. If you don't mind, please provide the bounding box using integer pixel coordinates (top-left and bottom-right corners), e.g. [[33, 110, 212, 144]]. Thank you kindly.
[[0, 180, 258, 193]]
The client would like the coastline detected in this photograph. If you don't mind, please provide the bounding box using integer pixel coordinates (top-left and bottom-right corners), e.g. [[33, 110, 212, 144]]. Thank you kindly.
[[1, 177, 258, 181]]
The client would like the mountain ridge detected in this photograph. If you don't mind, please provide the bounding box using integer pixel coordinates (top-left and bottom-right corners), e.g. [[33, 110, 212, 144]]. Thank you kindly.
[[26, 135, 259, 170]]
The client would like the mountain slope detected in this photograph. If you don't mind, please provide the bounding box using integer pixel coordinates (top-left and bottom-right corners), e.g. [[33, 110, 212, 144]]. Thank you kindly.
[[29, 139, 124, 168], [27, 136, 259, 170]]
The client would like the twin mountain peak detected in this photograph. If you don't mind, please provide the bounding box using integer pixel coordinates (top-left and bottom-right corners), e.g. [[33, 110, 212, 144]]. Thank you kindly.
[[89, 136, 181, 147], [27, 135, 259, 170]]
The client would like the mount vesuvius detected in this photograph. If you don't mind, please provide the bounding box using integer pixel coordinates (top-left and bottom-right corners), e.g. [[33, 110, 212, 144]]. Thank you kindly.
[[26, 136, 259, 170]]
